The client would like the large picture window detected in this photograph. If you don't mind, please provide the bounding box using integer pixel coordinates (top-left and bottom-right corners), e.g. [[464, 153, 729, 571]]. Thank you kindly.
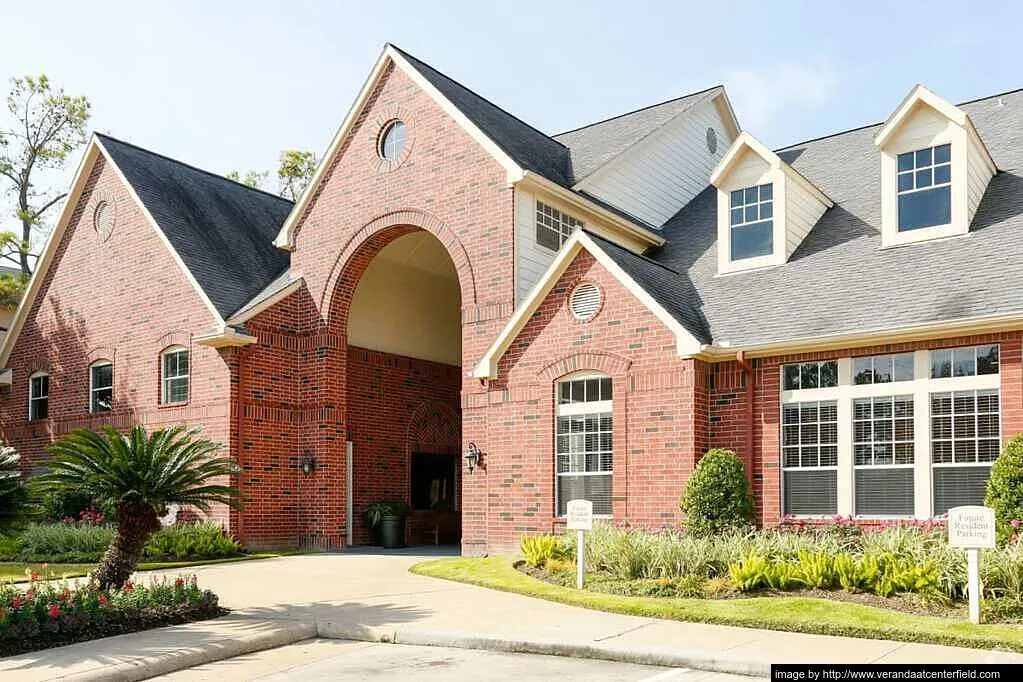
[[555, 375, 612, 516], [781, 400, 838, 515], [780, 345, 1002, 519], [90, 361, 113, 413]]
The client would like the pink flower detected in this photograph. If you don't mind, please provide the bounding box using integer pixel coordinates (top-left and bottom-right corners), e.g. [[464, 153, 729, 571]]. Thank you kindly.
[[1011, 519, 1021, 529], [25, 590, 34, 600], [1012, 533, 1019, 544], [48, 604, 60, 619], [12, 596, 22, 609]]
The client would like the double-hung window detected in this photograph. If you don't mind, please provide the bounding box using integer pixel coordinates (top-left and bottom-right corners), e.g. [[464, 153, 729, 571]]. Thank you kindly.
[[853, 395, 914, 516], [28, 372, 49, 421], [161, 347, 189, 404], [90, 361, 113, 413], [897, 144, 951, 231], [536, 201, 583, 252], [781, 400, 838, 515], [729, 183, 773, 261], [555, 375, 612, 516]]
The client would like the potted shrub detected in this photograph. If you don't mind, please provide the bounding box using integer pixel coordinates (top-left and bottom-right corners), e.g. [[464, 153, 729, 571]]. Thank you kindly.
[[364, 501, 411, 548]]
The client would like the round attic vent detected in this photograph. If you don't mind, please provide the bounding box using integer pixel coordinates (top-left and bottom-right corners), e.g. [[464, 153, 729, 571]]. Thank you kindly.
[[569, 282, 602, 321], [706, 127, 717, 154], [93, 201, 114, 242]]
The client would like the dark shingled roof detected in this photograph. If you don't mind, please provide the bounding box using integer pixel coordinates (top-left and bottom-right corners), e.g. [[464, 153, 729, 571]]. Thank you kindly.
[[97, 134, 292, 319], [601, 88, 1023, 348], [554, 87, 724, 182], [391, 45, 574, 187]]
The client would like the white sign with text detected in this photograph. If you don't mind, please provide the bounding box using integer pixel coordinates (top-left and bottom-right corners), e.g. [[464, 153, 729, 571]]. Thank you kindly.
[[948, 505, 996, 549], [566, 499, 593, 531]]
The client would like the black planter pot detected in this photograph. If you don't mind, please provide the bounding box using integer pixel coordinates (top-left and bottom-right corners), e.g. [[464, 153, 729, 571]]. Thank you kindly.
[[378, 515, 407, 548]]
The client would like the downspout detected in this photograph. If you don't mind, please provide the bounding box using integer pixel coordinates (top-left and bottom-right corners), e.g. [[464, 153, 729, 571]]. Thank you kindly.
[[234, 346, 248, 547], [735, 350, 755, 489]]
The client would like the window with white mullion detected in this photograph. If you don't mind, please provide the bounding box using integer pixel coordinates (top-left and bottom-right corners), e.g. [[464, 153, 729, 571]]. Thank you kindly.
[[853, 395, 915, 517], [931, 388, 1000, 515], [555, 375, 612, 517], [161, 348, 189, 404], [781, 400, 838, 516], [28, 372, 49, 421], [897, 143, 951, 232], [536, 200, 583, 252], [90, 362, 113, 413]]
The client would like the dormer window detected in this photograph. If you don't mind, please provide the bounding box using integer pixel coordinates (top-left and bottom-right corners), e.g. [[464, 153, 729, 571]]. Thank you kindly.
[[711, 132, 832, 275], [875, 85, 996, 248], [729, 183, 773, 260], [897, 144, 951, 231]]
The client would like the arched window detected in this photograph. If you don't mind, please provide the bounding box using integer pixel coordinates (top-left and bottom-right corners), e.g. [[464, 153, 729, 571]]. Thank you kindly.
[[555, 373, 613, 517], [89, 361, 113, 413], [28, 371, 49, 421], [161, 346, 189, 405]]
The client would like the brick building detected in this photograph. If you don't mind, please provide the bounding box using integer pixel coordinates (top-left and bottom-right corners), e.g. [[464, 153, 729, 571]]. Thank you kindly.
[[2, 45, 1022, 553]]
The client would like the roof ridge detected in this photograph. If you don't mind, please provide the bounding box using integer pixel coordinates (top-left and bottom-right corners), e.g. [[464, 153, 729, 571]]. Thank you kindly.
[[774, 85, 1023, 153], [553, 85, 722, 138], [387, 43, 568, 151], [94, 132, 295, 205]]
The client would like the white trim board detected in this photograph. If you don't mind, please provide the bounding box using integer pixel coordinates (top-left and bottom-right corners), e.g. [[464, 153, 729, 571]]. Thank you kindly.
[[472, 230, 704, 379]]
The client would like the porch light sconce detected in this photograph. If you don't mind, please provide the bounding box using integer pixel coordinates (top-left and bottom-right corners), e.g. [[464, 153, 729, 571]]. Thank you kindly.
[[300, 452, 317, 476], [464, 442, 482, 473]]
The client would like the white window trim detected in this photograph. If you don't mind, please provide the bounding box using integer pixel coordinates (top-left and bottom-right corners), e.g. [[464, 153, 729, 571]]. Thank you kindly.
[[535, 199, 584, 254], [161, 346, 190, 405], [781, 349, 1000, 519], [555, 372, 613, 519], [28, 371, 49, 421], [89, 360, 113, 413]]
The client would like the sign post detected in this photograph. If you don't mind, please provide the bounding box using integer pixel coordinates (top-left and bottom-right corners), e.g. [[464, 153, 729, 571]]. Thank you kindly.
[[566, 499, 593, 590], [947, 505, 996, 624]]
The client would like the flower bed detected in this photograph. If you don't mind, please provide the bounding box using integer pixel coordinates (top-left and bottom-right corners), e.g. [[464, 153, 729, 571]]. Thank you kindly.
[[0, 573, 224, 656], [518, 521, 1023, 621]]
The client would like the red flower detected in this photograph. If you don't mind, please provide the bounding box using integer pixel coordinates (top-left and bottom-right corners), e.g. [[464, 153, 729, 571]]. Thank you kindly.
[[98, 594, 109, 607], [11, 596, 22, 609], [174, 578, 185, 590], [123, 582, 134, 592], [1012, 533, 1019, 544], [48, 604, 60, 619], [29, 571, 39, 582]]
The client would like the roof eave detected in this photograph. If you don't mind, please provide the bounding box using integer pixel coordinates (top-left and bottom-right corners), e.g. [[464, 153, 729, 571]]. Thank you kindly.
[[194, 325, 258, 348], [226, 274, 305, 325]]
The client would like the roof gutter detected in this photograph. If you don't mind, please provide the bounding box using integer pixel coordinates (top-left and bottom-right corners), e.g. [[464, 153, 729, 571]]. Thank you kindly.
[[194, 325, 258, 349], [517, 172, 665, 252], [226, 275, 305, 326]]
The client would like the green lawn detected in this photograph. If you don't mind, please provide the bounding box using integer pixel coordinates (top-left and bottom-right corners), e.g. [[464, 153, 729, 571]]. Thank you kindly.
[[0, 550, 305, 583], [410, 557, 1023, 652]]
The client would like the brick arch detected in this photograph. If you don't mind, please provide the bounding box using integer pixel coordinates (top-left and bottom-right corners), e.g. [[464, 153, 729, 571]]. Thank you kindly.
[[406, 400, 460, 456], [323, 208, 477, 334], [86, 346, 116, 365], [536, 351, 632, 383], [154, 330, 191, 350]]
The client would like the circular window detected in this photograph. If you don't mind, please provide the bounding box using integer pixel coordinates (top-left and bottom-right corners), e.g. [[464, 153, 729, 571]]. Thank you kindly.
[[569, 282, 602, 321], [379, 120, 406, 161], [93, 201, 114, 242], [706, 127, 717, 154]]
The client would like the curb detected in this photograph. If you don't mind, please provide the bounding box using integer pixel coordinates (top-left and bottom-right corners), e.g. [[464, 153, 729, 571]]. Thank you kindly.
[[316, 621, 770, 678], [54, 620, 317, 682]]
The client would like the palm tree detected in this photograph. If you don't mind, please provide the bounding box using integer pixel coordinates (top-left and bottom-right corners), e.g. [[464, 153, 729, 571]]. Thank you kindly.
[[0, 445, 29, 529], [34, 425, 241, 589]]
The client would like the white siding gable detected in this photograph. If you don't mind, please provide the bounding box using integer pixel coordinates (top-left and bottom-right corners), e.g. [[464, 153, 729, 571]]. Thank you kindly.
[[514, 188, 555, 303], [575, 96, 737, 228]]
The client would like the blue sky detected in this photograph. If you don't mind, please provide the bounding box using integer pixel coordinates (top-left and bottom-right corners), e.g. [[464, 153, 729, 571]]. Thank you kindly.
[[2, 0, 1022, 200]]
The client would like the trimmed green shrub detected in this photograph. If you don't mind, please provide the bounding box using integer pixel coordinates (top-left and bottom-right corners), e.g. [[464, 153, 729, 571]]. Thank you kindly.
[[520, 534, 568, 569], [143, 522, 241, 561], [680, 449, 754, 536], [986, 434, 1023, 545]]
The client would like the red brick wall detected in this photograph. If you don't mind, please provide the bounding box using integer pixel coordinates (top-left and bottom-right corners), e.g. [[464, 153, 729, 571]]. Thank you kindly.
[[465, 249, 705, 552], [707, 332, 1023, 524], [0, 154, 232, 522]]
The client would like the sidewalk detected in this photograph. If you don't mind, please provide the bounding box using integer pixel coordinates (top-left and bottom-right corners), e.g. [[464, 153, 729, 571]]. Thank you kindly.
[[2, 552, 1020, 680]]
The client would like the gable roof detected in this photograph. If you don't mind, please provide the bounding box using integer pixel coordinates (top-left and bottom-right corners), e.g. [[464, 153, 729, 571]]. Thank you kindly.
[[626, 86, 1023, 352], [554, 86, 725, 182], [97, 134, 292, 319]]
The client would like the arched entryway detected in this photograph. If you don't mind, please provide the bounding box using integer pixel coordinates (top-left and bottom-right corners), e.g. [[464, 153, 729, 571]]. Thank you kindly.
[[332, 226, 464, 546]]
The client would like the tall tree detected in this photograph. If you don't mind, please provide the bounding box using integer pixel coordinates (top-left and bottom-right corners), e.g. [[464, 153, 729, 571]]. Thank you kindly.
[[227, 149, 317, 201], [0, 75, 91, 277]]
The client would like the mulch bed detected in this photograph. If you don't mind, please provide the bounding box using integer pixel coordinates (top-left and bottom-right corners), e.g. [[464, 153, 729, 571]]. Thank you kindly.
[[515, 562, 963, 619]]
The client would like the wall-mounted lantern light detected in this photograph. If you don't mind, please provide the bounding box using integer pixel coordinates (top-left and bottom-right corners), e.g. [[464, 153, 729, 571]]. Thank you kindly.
[[300, 452, 317, 476], [464, 442, 482, 473]]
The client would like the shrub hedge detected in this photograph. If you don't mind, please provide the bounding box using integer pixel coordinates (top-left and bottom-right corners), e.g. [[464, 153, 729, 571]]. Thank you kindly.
[[0, 574, 222, 656]]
